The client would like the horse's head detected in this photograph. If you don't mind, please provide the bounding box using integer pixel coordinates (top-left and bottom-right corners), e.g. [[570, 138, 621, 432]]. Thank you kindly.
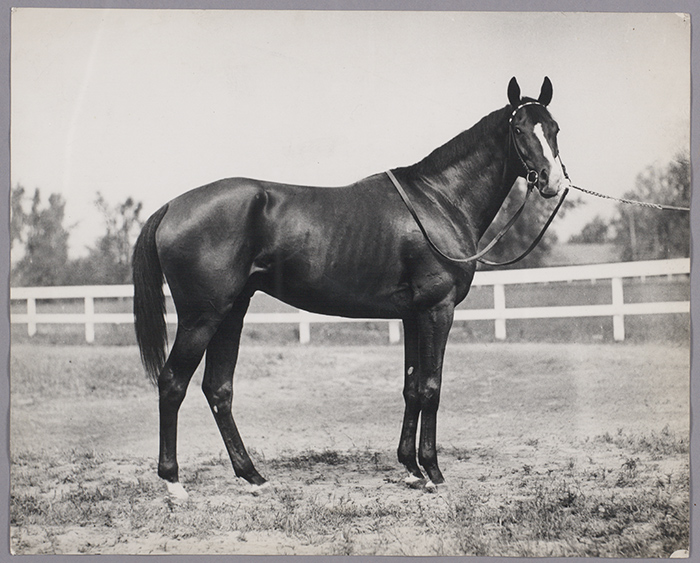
[[507, 77, 568, 199]]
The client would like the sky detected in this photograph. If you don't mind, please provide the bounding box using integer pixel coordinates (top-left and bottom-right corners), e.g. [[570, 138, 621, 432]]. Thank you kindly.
[[10, 9, 691, 258]]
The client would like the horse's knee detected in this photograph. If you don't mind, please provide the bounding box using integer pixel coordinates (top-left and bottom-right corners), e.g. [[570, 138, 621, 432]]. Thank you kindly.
[[419, 378, 441, 410], [419, 391, 440, 412], [158, 371, 189, 407], [202, 380, 233, 413], [403, 386, 420, 408]]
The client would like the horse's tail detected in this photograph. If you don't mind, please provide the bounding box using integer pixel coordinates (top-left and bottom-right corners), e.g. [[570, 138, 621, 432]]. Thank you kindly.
[[132, 204, 170, 385]]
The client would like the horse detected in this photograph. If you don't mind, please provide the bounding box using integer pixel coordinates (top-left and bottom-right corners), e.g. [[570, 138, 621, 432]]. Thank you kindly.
[[132, 77, 568, 498]]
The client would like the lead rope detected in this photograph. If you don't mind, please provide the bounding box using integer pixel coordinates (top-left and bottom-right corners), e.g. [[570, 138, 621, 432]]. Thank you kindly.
[[557, 156, 690, 212]]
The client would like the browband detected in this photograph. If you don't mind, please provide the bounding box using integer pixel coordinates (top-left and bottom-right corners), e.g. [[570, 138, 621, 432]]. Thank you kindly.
[[509, 101, 544, 123]]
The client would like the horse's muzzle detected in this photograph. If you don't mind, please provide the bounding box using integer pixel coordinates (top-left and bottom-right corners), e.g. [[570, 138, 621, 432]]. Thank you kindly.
[[539, 185, 560, 199], [537, 166, 569, 198]]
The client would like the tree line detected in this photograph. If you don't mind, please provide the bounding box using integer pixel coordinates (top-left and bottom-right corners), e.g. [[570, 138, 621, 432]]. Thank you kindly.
[[10, 154, 690, 286], [11, 188, 144, 286], [568, 154, 690, 261]]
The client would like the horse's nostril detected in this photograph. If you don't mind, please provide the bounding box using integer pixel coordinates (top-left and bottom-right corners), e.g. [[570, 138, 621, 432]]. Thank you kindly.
[[540, 169, 549, 182]]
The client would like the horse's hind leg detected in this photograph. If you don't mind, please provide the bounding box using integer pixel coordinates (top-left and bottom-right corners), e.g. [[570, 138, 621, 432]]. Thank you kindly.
[[202, 296, 266, 487], [158, 321, 219, 498]]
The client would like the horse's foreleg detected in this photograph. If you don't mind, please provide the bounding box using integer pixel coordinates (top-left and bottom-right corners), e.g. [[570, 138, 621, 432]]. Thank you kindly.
[[202, 299, 266, 487], [158, 324, 214, 493], [416, 301, 454, 486], [398, 316, 423, 482]]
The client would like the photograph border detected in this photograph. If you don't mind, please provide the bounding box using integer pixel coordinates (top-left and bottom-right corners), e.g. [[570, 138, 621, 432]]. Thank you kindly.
[[1, 1, 697, 562]]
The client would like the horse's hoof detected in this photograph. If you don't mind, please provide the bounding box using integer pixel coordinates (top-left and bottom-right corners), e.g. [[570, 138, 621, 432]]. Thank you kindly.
[[404, 474, 425, 489], [424, 480, 438, 493], [166, 481, 189, 502], [249, 481, 271, 496]]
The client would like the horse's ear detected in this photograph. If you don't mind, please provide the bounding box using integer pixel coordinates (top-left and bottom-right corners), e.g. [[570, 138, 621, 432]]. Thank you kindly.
[[508, 77, 521, 108], [538, 76, 553, 106]]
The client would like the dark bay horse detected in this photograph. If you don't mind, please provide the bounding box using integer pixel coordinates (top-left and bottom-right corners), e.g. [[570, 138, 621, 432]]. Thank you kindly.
[[133, 77, 567, 498]]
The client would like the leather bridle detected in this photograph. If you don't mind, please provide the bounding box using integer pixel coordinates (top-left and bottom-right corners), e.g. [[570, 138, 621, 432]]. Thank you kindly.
[[509, 100, 547, 190]]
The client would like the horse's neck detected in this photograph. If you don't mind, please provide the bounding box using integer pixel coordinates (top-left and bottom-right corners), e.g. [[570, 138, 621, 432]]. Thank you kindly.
[[408, 106, 518, 238]]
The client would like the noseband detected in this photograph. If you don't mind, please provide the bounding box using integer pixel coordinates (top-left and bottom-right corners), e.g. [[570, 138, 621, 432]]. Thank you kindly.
[[509, 101, 546, 189]]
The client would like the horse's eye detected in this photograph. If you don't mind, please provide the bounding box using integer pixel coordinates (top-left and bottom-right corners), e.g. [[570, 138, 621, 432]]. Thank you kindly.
[[515, 127, 522, 135]]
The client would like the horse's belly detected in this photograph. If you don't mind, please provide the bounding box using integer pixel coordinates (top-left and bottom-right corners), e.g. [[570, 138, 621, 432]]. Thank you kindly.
[[293, 292, 411, 319], [249, 254, 412, 319]]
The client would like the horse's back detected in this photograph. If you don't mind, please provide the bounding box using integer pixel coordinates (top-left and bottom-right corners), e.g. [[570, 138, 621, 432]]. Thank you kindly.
[[157, 178, 266, 242], [157, 174, 399, 253]]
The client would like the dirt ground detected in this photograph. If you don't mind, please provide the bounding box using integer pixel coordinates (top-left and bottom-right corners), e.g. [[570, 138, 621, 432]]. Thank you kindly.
[[10, 342, 691, 556]]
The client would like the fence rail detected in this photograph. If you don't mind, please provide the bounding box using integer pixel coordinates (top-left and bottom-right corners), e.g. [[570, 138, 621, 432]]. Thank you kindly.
[[10, 258, 690, 344]]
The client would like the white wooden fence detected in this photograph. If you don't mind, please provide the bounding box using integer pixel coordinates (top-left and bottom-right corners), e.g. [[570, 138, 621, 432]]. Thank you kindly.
[[10, 258, 690, 344]]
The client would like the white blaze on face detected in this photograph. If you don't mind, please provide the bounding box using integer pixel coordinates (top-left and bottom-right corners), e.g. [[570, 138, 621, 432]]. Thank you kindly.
[[533, 123, 565, 193]]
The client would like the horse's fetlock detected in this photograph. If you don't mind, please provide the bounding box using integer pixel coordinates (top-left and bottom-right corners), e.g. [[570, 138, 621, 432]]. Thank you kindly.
[[419, 449, 438, 467], [397, 445, 414, 465], [158, 462, 179, 483]]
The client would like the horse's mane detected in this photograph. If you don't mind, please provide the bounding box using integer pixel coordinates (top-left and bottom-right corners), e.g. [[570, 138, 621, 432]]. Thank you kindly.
[[409, 105, 511, 178]]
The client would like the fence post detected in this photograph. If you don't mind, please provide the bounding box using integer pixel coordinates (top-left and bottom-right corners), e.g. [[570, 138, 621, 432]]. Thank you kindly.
[[27, 297, 37, 337], [85, 296, 95, 344], [388, 320, 401, 344], [494, 283, 506, 340], [611, 277, 625, 341], [299, 311, 311, 344]]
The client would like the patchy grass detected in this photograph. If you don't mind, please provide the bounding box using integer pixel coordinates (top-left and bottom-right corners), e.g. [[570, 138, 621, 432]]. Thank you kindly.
[[10, 343, 689, 555], [596, 427, 689, 459], [11, 431, 689, 556]]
